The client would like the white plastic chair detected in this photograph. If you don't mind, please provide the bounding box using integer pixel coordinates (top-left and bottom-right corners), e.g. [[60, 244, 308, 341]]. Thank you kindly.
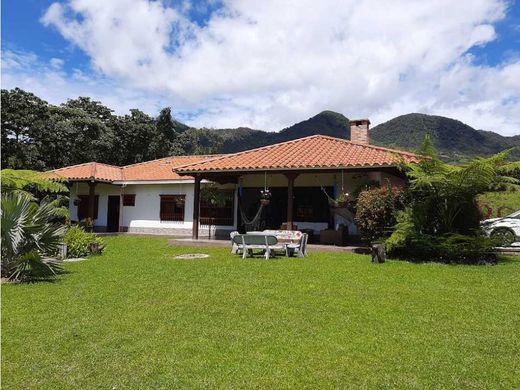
[[286, 233, 308, 257], [230, 231, 241, 254]]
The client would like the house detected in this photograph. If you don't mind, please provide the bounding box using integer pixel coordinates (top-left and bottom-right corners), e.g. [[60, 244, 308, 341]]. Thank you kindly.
[[54, 119, 420, 241]]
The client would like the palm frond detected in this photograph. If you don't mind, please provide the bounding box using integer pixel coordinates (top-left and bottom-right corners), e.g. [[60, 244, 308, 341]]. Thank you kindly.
[[1, 192, 66, 282]]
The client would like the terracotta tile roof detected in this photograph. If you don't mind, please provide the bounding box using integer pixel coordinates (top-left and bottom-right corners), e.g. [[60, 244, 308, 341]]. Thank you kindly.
[[122, 155, 217, 181], [52, 136, 420, 181], [52, 162, 122, 182], [52, 155, 216, 182], [175, 135, 421, 173]]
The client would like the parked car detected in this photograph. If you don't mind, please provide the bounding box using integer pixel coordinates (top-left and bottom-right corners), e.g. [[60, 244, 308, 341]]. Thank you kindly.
[[481, 210, 520, 246]]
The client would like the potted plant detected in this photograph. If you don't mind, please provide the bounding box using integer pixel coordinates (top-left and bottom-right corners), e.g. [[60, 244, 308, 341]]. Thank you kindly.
[[260, 189, 271, 206], [334, 192, 350, 208], [201, 184, 228, 207]]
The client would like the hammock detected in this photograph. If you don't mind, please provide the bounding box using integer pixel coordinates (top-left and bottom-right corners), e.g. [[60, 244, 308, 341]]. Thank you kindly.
[[239, 203, 264, 231], [314, 175, 340, 207], [330, 207, 355, 225], [314, 175, 355, 224]]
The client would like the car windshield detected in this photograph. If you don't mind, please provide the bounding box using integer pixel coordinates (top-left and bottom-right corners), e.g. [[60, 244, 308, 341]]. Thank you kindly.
[[505, 210, 520, 219]]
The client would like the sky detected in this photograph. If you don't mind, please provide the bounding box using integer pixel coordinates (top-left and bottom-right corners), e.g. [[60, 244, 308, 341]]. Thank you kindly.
[[2, 0, 520, 136]]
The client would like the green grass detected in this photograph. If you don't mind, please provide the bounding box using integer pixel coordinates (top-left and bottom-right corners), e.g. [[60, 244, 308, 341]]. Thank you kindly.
[[2, 236, 520, 389], [479, 190, 520, 218]]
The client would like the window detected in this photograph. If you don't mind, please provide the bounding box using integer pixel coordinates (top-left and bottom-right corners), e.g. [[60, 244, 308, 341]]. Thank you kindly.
[[201, 190, 235, 226], [160, 195, 185, 221], [123, 194, 135, 206], [77, 195, 99, 221]]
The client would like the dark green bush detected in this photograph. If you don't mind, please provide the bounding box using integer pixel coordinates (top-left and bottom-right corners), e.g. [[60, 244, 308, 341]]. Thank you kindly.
[[385, 136, 519, 264], [354, 185, 407, 243], [387, 231, 500, 264], [64, 225, 104, 258]]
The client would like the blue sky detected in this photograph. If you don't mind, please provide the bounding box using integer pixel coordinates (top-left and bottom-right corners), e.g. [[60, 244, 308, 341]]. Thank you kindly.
[[2, 0, 520, 135]]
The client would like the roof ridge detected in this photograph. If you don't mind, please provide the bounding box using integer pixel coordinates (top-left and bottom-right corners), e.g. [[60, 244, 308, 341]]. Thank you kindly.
[[53, 161, 123, 171], [174, 134, 329, 171], [122, 154, 220, 169], [52, 161, 97, 172], [304, 134, 420, 157], [349, 140, 420, 157]]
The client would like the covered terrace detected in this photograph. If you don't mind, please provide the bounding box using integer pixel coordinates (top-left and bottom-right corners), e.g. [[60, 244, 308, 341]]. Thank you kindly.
[[175, 134, 420, 241]]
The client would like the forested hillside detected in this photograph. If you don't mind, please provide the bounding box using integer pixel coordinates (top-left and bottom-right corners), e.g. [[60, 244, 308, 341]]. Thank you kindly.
[[1, 88, 518, 171], [370, 113, 520, 161]]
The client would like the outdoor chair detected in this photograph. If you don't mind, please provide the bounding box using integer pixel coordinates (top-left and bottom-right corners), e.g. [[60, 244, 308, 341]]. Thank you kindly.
[[262, 229, 302, 255], [232, 234, 282, 259], [230, 231, 241, 254], [286, 233, 308, 257]]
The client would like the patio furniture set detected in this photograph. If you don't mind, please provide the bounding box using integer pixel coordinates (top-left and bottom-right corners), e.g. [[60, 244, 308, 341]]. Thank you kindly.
[[230, 230, 308, 259]]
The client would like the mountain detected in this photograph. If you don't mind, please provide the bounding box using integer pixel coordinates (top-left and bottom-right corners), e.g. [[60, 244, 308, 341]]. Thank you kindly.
[[183, 111, 519, 162], [370, 113, 520, 161], [185, 111, 351, 153]]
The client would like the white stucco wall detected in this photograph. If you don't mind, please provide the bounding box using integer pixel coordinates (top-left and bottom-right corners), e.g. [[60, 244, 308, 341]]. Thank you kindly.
[[69, 182, 120, 227], [69, 181, 237, 233]]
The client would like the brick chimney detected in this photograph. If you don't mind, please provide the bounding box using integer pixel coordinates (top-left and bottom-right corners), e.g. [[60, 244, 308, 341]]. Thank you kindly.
[[350, 119, 370, 144]]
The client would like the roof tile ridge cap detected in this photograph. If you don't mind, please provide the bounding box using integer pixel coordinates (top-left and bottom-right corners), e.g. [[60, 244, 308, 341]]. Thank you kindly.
[[52, 161, 99, 172], [122, 154, 220, 169], [91, 162, 97, 180], [176, 134, 326, 170], [94, 162, 122, 168], [156, 154, 226, 170], [346, 140, 420, 157], [173, 154, 231, 170]]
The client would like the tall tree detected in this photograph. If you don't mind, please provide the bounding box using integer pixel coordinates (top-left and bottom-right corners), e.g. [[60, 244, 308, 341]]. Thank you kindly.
[[58, 97, 117, 165], [150, 107, 175, 159], [114, 109, 156, 165], [1, 88, 51, 170]]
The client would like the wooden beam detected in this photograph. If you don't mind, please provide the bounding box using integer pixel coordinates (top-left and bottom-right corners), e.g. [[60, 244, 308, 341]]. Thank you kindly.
[[204, 175, 240, 184], [88, 181, 96, 230], [285, 173, 299, 230], [192, 175, 201, 240]]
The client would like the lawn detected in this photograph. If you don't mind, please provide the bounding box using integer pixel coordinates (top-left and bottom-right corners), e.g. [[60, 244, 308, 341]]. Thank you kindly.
[[2, 236, 520, 389], [479, 190, 520, 218]]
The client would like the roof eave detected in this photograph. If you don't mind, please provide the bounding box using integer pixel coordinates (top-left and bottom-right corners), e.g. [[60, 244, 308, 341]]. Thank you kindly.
[[176, 163, 406, 175]]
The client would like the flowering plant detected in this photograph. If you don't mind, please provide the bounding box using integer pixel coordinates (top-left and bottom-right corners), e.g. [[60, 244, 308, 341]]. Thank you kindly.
[[260, 189, 272, 200], [335, 192, 350, 203]]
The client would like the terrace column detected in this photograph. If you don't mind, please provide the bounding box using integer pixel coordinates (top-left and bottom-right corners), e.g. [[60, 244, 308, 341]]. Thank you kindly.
[[119, 185, 124, 233], [192, 175, 201, 240], [88, 181, 96, 231], [285, 173, 299, 230]]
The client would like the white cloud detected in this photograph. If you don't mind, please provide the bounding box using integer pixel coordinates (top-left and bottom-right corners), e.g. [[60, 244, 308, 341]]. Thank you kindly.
[[1, 50, 167, 115], [7, 0, 520, 135]]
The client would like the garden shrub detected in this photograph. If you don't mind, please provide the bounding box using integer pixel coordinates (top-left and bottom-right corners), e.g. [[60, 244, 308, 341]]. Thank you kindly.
[[384, 135, 519, 264], [355, 184, 407, 243], [386, 230, 500, 264], [64, 225, 104, 258], [1, 192, 66, 282]]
